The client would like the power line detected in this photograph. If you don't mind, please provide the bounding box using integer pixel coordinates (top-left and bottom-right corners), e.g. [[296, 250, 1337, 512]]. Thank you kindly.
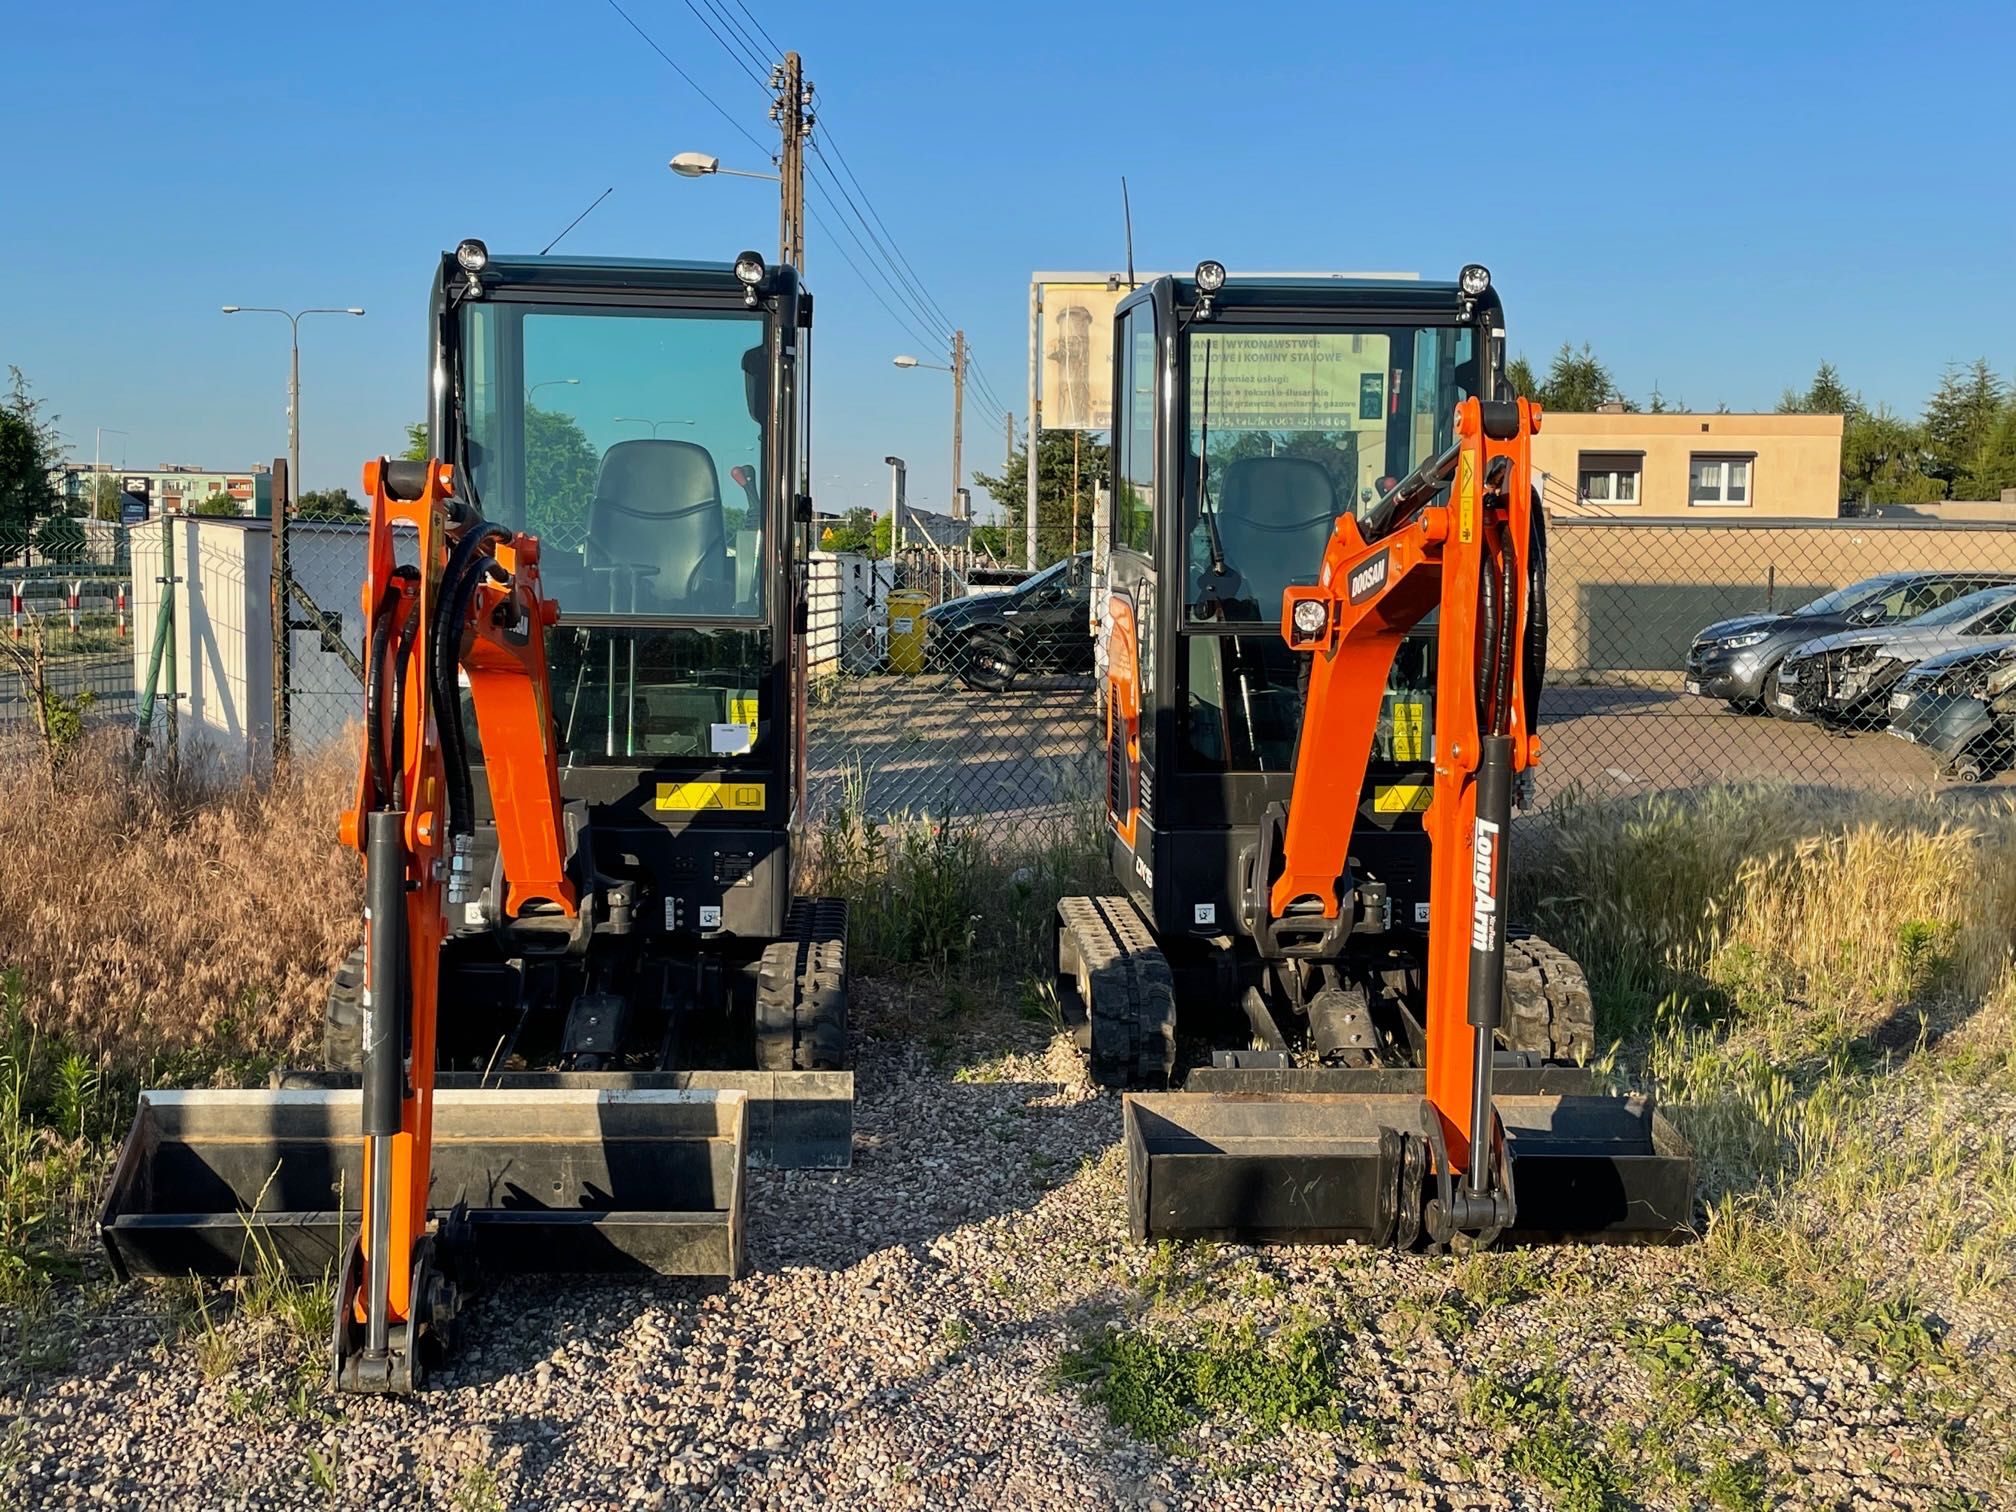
[[802, 200, 943, 357], [812, 126, 959, 337], [697, 0, 775, 72], [805, 162, 952, 353], [678, 0, 770, 90], [601, 0, 770, 157], [728, 0, 783, 58]]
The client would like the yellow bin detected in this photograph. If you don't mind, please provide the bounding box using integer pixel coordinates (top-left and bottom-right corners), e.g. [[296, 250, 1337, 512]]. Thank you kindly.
[[886, 590, 930, 676]]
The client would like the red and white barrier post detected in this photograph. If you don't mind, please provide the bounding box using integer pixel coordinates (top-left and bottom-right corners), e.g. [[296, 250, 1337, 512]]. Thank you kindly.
[[8, 581, 20, 640], [117, 581, 129, 639], [67, 580, 82, 634]]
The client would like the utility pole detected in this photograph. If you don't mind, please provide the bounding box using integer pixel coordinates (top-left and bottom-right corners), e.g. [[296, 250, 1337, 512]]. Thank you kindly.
[[769, 52, 813, 273], [950, 329, 966, 547]]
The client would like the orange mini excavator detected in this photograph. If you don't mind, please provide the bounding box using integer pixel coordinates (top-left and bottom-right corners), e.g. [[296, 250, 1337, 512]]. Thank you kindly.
[[1059, 262, 1693, 1247], [103, 243, 850, 1391]]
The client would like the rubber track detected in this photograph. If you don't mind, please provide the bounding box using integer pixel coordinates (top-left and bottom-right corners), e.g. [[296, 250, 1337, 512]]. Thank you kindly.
[[756, 897, 850, 1072], [1057, 895, 1176, 1089], [323, 945, 366, 1072], [1500, 933, 1596, 1062]]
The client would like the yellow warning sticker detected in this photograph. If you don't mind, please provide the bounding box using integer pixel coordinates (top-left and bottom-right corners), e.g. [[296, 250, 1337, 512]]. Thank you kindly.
[[1457, 451, 1477, 543], [656, 781, 767, 813], [1389, 701, 1427, 761], [727, 695, 758, 727], [1373, 784, 1432, 814]]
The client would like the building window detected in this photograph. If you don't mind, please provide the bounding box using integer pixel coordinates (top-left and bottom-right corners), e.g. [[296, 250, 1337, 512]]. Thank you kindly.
[[1690, 453, 1753, 507], [1576, 451, 1641, 505]]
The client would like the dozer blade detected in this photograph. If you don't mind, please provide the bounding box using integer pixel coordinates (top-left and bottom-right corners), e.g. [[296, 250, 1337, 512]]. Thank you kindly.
[[273, 1069, 854, 1172], [1124, 1067, 1694, 1246], [100, 1087, 747, 1282]]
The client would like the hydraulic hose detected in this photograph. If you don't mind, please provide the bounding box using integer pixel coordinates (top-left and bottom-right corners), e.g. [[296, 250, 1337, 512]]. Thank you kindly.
[[429, 524, 510, 839], [364, 585, 401, 811], [1523, 498, 1549, 735]]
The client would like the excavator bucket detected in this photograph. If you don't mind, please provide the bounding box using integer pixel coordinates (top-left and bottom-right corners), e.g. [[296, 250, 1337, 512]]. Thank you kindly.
[[1123, 1067, 1694, 1246], [100, 1087, 747, 1282]]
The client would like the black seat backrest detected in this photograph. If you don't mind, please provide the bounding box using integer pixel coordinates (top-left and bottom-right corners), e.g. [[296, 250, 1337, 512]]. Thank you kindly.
[[587, 440, 729, 611], [1215, 456, 1342, 613]]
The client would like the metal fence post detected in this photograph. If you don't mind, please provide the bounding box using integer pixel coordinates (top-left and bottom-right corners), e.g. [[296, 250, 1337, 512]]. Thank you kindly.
[[270, 455, 291, 768]]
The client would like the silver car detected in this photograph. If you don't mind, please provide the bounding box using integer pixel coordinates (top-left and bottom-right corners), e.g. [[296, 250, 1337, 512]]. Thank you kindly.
[[1774, 583, 2016, 726]]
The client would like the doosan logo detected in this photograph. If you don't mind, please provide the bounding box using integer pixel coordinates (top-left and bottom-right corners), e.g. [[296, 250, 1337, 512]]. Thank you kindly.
[[1348, 549, 1391, 604], [1470, 817, 1500, 951]]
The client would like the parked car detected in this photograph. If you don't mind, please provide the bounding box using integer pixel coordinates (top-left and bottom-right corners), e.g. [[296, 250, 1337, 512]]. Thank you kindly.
[[1685, 570, 2016, 713], [1886, 641, 2016, 781], [922, 552, 1093, 691], [1771, 583, 2016, 726]]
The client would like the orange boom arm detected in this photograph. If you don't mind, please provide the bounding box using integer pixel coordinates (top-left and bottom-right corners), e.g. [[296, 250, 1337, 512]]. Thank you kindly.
[[1273, 397, 1542, 1193], [333, 457, 572, 1391]]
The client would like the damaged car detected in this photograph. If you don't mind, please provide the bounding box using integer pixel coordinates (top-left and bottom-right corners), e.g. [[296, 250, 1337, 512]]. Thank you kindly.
[[1772, 583, 2016, 727], [1886, 641, 2016, 782]]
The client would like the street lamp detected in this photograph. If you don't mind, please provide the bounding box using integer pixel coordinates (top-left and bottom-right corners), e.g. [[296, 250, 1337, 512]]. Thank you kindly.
[[221, 301, 363, 766], [891, 332, 966, 555], [669, 151, 780, 182], [526, 378, 580, 404], [220, 304, 365, 507], [612, 416, 695, 438]]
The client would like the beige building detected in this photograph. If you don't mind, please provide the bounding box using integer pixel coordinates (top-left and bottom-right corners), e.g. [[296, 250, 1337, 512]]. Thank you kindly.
[[1532, 411, 1844, 519]]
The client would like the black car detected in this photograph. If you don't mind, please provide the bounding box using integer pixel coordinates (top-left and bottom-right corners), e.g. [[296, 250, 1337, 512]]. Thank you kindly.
[[922, 552, 1093, 690], [1684, 570, 2016, 713], [1886, 641, 2016, 781]]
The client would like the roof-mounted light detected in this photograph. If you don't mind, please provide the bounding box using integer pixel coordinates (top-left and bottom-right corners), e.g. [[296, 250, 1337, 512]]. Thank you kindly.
[[1459, 263, 1491, 297], [1195, 259, 1227, 293], [456, 239, 490, 273], [733, 250, 767, 287]]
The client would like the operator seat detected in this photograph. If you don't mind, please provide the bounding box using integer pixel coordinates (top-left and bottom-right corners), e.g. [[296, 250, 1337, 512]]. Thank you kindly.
[[586, 439, 731, 612], [1215, 457, 1343, 619]]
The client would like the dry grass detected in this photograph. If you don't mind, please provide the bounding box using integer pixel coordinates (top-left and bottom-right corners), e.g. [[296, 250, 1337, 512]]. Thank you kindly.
[[0, 732, 359, 1064], [1521, 784, 2016, 1417]]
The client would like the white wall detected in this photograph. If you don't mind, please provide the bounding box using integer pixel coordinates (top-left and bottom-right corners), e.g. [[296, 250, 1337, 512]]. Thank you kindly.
[[129, 518, 274, 774]]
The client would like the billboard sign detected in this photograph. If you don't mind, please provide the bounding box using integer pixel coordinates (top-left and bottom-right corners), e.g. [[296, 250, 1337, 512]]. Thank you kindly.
[[1036, 280, 1135, 433]]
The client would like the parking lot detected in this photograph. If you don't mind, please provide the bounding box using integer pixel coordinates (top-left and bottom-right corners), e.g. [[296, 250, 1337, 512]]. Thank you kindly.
[[803, 669, 1993, 830]]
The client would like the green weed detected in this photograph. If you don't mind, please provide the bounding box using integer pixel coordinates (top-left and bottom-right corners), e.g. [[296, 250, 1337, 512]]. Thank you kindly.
[[1055, 1314, 1344, 1444]]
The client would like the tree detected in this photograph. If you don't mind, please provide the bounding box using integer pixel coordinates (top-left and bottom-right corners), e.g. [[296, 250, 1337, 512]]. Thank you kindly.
[[1776, 361, 1861, 419], [191, 494, 243, 518], [296, 487, 364, 521], [1924, 360, 2009, 495], [90, 474, 125, 521], [971, 430, 1112, 566], [1503, 344, 1630, 411], [524, 406, 600, 547], [1841, 405, 1942, 509], [819, 506, 875, 553], [402, 422, 428, 462], [1, 367, 62, 553]]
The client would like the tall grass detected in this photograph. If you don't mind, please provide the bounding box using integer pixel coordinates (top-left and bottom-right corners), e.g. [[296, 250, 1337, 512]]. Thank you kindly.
[[1519, 784, 2016, 1360], [806, 759, 1108, 980], [0, 733, 359, 1061]]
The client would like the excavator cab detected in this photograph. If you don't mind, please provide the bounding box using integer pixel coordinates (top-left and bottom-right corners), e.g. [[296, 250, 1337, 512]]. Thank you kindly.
[[101, 244, 849, 1392], [1063, 264, 1694, 1248]]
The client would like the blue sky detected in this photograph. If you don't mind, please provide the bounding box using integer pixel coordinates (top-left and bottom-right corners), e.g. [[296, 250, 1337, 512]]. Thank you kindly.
[[2, 1, 2010, 514]]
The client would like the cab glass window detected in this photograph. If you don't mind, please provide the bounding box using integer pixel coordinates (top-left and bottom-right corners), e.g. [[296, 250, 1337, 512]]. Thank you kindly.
[[1114, 309, 1155, 554], [460, 302, 770, 619]]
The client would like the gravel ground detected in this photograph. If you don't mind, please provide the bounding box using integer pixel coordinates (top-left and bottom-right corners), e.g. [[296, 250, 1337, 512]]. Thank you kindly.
[[3, 983, 2005, 1510]]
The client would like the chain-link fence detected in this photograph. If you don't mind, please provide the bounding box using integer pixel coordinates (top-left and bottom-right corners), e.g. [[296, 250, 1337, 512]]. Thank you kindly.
[[807, 527, 1100, 838], [22, 502, 2016, 816], [1534, 478, 2016, 801], [0, 523, 138, 738]]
